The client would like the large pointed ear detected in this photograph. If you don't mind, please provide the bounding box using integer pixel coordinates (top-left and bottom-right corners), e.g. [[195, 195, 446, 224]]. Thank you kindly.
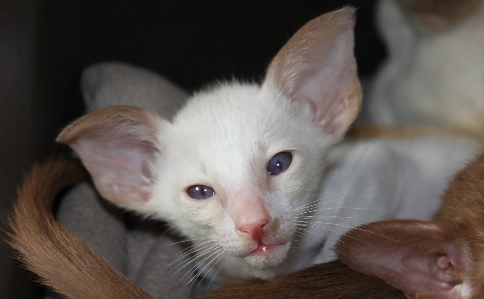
[[336, 220, 467, 299], [57, 106, 167, 212], [262, 8, 361, 138]]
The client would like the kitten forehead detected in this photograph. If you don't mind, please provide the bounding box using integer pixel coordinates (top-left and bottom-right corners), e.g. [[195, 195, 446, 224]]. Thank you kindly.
[[163, 82, 321, 187], [174, 82, 273, 130], [172, 82, 318, 146]]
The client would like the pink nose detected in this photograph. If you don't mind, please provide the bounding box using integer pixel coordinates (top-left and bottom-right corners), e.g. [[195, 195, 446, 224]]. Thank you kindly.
[[238, 218, 269, 242], [232, 193, 271, 242]]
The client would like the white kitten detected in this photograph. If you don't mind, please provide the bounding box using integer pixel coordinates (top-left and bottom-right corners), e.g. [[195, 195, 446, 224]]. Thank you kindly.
[[364, 0, 484, 136], [57, 7, 480, 290]]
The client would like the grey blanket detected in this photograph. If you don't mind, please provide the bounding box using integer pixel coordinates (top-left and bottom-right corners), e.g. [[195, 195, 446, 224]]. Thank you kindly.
[[49, 62, 196, 298]]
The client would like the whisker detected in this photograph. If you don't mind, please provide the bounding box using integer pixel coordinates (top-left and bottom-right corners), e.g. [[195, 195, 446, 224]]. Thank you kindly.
[[297, 220, 402, 244], [167, 240, 214, 269], [186, 247, 224, 286], [171, 242, 220, 278], [296, 215, 377, 225], [203, 253, 229, 292], [296, 195, 355, 211], [196, 249, 227, 291]]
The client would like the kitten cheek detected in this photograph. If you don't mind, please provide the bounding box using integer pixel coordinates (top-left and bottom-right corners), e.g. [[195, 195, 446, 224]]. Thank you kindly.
[[179, 192, 223, 222]]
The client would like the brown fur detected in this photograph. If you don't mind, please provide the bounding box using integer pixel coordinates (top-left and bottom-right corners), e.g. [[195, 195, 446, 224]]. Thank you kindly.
[[202, 261, 405, 299], [435, 151, 484, 296], [337, 152, 484, 298], [7, 155, 404, 299], [348, 123, 484, 146], [10, 7, 466, 298], [7, 156, 153, 299]]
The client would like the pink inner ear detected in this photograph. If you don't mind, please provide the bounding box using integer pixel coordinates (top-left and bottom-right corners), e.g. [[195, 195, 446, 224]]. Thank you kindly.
[[262, 8, 362, 137], [336, 220, 466, 298], [57, 106, 165, 211], [73, 134, 156, 205]]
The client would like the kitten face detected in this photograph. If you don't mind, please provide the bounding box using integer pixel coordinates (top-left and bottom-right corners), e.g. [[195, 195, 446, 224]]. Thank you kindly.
[[148, 84, 329, 276], [58, 8, 361, 282]]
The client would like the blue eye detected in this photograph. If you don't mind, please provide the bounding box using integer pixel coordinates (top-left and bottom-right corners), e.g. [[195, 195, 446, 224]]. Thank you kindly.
[[186, 185, 215, 200], [267, 152, 292, 176]]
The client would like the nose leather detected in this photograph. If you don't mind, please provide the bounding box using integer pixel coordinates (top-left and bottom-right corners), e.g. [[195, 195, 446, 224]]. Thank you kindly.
[[233, 195, 270, 242]]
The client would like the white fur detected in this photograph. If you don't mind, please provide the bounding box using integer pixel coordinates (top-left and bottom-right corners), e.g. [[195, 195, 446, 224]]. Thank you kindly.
[[304, 137, 480, 264], [138, 82, 479, 283], [364, 0, 484, 129], [60, 9, 482, 290], [146, 83, 331, 281]]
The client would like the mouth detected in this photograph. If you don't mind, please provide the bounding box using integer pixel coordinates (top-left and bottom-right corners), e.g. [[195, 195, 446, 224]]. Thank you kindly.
[[243, 242, 289, 269], [249, 243, 284, 256]]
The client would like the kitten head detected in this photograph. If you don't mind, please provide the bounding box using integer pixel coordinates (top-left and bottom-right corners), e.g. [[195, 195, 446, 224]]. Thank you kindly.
[[58, 8, 361, 281]]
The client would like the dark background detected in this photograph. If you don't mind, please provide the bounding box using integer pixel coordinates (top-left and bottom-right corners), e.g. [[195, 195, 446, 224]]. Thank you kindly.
[[0, 1, 384, 298]]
